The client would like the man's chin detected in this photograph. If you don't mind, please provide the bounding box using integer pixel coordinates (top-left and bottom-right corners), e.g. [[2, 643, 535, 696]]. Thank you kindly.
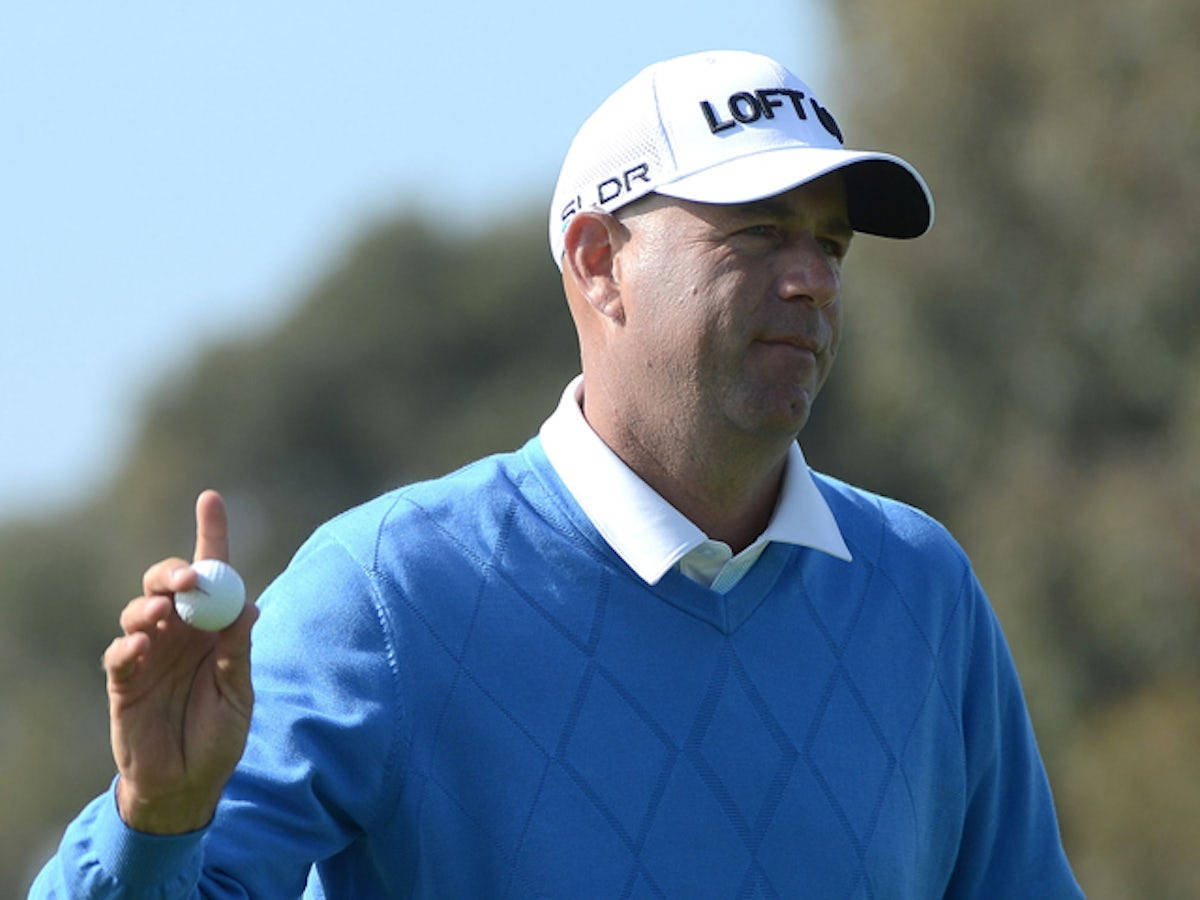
[[727, 390, 816, 440]]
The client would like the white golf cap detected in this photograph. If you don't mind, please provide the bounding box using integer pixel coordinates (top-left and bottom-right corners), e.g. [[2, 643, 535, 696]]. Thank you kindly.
[[549, 50, 934, 268]]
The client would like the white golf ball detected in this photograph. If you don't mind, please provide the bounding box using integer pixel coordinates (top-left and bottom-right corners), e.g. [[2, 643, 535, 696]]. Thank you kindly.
[[174, 559, 246, 631]]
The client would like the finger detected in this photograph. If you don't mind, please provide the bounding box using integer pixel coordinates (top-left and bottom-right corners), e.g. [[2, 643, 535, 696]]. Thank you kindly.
[[216, 600, 259, 658], [143, 557, 194, 597], [119, 594, 174, 636], [193, 489, 230, 564], [103, 632, 151, 684]]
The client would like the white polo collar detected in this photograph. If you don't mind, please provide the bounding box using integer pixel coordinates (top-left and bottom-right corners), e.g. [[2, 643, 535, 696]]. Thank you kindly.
[[538, 376, 851, 586]]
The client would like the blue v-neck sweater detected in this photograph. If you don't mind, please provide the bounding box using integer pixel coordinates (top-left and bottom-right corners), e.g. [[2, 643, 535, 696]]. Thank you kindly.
[[35, 438, 1081, 898]]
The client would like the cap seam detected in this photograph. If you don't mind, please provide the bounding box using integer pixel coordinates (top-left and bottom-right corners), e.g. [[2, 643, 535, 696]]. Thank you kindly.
[[648, 65, 677, 185]]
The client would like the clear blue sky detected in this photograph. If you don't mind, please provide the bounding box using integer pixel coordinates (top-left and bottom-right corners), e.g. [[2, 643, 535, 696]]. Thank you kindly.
[[1, 1, 834, 520]]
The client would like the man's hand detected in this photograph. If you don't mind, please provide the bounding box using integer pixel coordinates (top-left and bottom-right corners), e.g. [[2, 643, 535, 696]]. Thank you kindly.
[[103, 489, 258, 834]]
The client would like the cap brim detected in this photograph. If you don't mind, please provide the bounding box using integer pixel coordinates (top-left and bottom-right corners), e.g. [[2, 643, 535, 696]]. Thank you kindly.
[[653, 146, 934, 239]]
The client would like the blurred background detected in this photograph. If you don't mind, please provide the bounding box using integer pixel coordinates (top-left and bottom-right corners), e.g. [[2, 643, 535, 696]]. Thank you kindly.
[[4, 1, 1197, 895]]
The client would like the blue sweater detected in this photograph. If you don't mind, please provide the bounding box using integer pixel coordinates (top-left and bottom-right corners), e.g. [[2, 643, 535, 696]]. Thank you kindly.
[[34, 438, 1081, 897]]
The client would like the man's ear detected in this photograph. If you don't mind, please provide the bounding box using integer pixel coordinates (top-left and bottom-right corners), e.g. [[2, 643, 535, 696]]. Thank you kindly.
[[563, 211, 626, 324]]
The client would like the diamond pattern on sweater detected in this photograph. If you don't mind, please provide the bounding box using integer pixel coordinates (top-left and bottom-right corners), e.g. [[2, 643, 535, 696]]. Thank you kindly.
[[804, 674, 897, 855], [797, 571, 907, 894], [558, 663, 677, 847], [483, 557, 832, 896], [396, 477, 966, 897], [687, 648, 799, 854], [638, 761, 756, 897]]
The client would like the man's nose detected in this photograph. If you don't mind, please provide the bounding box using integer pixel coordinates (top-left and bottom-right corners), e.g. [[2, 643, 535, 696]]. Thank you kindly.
[[774, 236, 840, 308]]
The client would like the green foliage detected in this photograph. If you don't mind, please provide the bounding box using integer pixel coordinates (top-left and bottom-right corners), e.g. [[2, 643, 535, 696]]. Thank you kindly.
[[819, 0, 1200, 894]]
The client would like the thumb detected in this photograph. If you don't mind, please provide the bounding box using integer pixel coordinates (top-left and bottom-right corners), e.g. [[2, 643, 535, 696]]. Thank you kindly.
[[193, 489, 231, 563]]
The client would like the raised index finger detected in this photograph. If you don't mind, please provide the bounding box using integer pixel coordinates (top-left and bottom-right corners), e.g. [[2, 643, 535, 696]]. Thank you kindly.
[[194, 489, 230, 563]]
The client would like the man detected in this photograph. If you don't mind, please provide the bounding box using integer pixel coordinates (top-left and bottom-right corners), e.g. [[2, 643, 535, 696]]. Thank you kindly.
[[33, 50, 1082, 897]]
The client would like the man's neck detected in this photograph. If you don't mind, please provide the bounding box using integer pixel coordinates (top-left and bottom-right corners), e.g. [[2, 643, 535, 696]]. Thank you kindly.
[[585, 397, 792, 554]]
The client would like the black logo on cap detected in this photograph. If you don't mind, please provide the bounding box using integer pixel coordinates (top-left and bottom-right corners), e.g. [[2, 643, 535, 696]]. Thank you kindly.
[[699, 88, 843, 144], [560, 161, 653, 229]]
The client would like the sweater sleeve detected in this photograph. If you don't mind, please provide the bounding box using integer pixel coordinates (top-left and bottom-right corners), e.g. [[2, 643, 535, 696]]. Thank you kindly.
[[944, 575, 1083, 898], [28, 781, 206, 898], [28, 531, 406, 898]]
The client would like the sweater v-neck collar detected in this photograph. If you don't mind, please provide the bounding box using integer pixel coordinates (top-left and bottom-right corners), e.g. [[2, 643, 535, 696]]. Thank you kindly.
[[650, 541, 799, 634], [524, 435, 804, 636]]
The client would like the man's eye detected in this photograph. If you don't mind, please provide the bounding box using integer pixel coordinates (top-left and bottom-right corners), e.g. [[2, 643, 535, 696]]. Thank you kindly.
[[739, 224, 780, 238], [819, 238, 847, 259]]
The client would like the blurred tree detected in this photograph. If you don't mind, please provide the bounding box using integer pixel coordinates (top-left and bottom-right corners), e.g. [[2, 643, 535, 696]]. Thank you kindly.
[[812, 0, 1200, 894], [1060, 678, 1200, 897]]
